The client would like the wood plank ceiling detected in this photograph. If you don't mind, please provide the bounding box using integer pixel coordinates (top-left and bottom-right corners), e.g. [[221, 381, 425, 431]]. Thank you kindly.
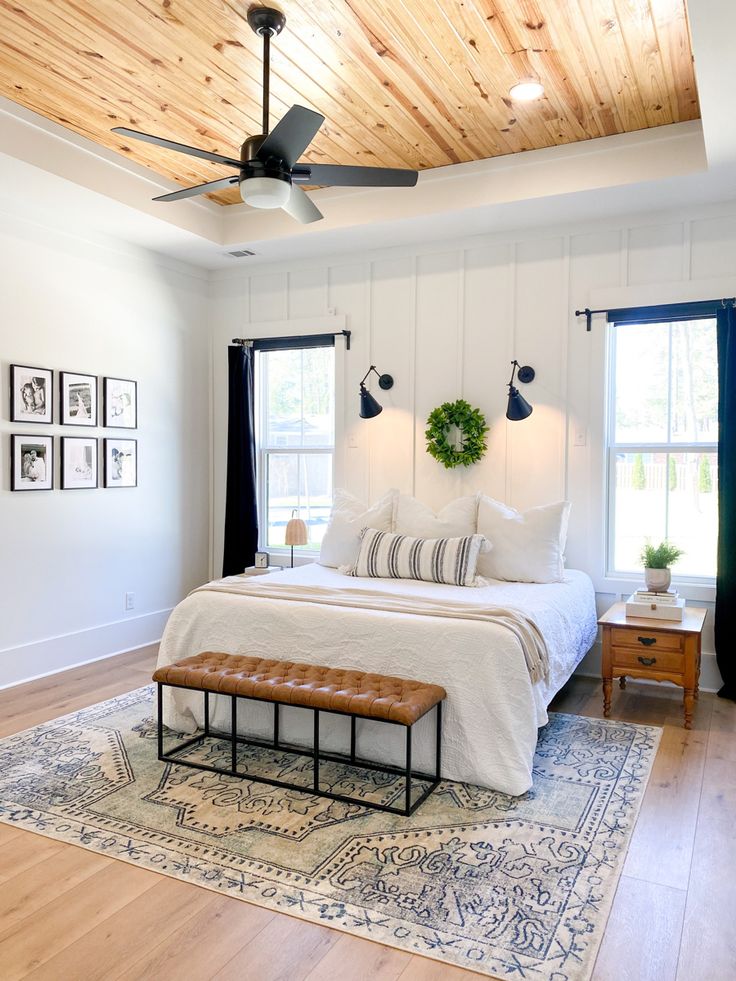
[[0, 0, 699, 205]]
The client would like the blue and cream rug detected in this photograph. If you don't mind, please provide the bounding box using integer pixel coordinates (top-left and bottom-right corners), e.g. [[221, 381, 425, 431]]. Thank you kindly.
[[0, 687, 660, 980]]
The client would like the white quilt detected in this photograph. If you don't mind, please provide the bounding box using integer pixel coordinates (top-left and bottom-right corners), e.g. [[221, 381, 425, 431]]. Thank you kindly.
[[156, 564, 597, 796]]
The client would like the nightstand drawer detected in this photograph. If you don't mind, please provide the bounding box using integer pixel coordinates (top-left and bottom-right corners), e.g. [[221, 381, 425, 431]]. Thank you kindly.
[[611, 646, 684, 674], [610, 627, 683, 652]]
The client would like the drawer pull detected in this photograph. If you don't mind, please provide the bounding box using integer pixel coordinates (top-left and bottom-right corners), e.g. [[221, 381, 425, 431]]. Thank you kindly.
[[637, 636, 657, 647], [638, 656, 657, 666]]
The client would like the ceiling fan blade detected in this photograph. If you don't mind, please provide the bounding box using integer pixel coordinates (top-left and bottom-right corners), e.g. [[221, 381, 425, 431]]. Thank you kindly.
[[257, 106, 325, 169], [292, 163, 419, 188], [281, 184, 323, 224], [153, 176, 240, 202], [112, 127, 243, 168]]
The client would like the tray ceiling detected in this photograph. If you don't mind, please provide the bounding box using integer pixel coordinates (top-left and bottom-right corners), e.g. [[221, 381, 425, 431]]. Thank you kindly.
[[0, 0, 699, 206]]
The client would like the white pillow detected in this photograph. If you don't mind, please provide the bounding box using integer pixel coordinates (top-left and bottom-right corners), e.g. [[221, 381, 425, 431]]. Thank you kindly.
[[476, 496, 571, 583], [319, 489, 397, 568], [395, 493, 478, 539]]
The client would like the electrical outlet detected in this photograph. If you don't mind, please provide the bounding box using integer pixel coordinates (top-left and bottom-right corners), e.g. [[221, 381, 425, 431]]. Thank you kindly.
[[125, 592, 135, 612]]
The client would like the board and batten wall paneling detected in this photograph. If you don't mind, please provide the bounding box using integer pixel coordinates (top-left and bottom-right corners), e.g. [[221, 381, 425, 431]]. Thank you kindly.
[[209, 203, 736, 690]]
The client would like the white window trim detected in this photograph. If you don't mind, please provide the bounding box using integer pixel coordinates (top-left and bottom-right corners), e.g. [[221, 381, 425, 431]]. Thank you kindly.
[[602, 314, 717, 597], [252, 317, 345, 560]]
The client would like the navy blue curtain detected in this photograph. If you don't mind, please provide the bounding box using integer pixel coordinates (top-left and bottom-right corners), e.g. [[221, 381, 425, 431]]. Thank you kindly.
[[222, 344, 258, 576], [716, 305, 736, 700]]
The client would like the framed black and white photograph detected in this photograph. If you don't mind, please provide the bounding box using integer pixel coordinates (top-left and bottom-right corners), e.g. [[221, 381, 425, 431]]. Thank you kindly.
[[103, 376, 137, 429], [10, 364, 53, 424], [104, 438, 137, 488], [11, 434, 54, 491], [60, 371, 97, 426], [61, 437, 98, 490]]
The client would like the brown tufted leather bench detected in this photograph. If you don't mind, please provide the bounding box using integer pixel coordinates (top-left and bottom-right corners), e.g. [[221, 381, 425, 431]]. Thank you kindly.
[[153, 652, 446, 816]]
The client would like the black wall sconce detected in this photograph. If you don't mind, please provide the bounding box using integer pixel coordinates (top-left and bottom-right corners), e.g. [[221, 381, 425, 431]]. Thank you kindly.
[[506, 360, 535, 421], [359, 365, 394, 418]]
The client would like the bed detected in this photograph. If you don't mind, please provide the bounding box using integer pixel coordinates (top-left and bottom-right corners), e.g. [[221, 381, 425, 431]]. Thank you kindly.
[[156, 563, 597, 796]]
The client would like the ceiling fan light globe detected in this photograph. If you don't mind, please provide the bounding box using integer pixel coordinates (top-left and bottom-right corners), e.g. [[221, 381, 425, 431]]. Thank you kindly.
[[509, 78, 545, 101], [240, 176, 291, 209]]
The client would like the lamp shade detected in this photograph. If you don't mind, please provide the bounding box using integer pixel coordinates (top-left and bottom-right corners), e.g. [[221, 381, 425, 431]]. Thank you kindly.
[[284, 516, 308, 546], [506, 386, 533, 421], [359, 384, 383, 419]]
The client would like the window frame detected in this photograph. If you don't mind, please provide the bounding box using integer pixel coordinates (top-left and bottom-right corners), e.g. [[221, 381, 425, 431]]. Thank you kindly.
[[605, 316, 718, 586], [254, 343, 336, 559]]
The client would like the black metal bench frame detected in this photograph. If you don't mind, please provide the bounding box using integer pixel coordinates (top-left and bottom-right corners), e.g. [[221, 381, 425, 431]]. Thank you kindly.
[[156, 681, 443, 817]]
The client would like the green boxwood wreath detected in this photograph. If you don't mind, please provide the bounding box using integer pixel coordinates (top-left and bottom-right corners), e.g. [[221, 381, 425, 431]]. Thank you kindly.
[[425, 399, 489, 469]]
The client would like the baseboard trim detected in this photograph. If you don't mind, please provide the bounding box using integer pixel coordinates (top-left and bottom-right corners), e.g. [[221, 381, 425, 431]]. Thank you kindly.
[[573, 642, 723, 694], [0, 608, 172, 690]]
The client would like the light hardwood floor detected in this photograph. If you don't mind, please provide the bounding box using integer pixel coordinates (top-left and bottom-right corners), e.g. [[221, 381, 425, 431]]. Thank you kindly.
[[0, 648, 733, 981]]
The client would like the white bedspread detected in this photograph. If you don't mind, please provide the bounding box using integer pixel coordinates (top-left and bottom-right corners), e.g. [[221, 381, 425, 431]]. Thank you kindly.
[[156, 564, 597, 796]]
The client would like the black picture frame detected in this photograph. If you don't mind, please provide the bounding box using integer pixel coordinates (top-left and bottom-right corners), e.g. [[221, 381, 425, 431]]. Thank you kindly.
[[103, 438, 137, 488], [11, 434, 54, 491], [61, 436, 99, 490], [10, 364, 53, 424], [103, 376, 138, 429], [60, 371, 98, 427]]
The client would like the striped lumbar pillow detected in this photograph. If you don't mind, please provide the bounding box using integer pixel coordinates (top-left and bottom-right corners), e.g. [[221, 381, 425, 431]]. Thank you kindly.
[[345, 527, 490, 586]]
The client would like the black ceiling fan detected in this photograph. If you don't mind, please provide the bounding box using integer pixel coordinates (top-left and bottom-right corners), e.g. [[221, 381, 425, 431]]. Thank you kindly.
[[112, 6, 418, 224]]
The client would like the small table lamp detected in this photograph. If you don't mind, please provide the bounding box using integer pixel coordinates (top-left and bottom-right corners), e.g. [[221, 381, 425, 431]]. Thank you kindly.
[[284, 510, 308, 567]]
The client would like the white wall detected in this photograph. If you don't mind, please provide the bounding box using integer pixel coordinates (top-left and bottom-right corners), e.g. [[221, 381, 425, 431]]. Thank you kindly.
[[210, 201, 736, 691], [0, 211, 210, 687]]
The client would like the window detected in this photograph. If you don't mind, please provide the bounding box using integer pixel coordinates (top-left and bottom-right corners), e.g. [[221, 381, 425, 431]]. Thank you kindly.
[[607, 316, 718, 581], [256, 343, 335, 553]]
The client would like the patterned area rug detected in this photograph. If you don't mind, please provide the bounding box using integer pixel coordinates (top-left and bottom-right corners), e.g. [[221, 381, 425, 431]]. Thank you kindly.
[[0, 687, 660, 980]]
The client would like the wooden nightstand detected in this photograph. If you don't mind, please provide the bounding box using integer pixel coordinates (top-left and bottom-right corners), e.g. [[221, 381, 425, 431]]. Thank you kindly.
[[599, 603, 707, 729]]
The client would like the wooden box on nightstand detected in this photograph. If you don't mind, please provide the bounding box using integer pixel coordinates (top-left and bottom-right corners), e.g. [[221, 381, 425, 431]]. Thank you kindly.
[[598, 602, 707, 729]]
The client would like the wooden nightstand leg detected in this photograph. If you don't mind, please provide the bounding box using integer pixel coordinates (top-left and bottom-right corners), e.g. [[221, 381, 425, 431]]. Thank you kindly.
[[684, 689, 695, 730], [619, 676, 626, 689], [603, 679, 612, 717]]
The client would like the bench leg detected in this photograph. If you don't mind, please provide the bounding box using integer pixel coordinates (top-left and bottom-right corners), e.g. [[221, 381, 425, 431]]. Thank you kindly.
[[435, 701, 442, 783], [350, 715, 356, 763], [157, 683, 164, 759], [313, 710, 320, 792], [203, 691, 210, 737], [274, 703, 280, 750], [405, 725, 412, 816], [231, 696, 238, 774]]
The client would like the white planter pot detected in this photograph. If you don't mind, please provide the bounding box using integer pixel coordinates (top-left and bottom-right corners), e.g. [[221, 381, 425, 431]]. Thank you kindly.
[[644, 568, 671, 593]]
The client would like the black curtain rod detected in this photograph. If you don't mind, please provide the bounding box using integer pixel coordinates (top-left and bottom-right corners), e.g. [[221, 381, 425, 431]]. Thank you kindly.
[[231, 329, 351, 350], [575, 297, 736, 331]]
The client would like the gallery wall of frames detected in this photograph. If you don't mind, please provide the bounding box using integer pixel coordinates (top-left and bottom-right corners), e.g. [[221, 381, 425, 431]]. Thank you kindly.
[[9, 365, 137, 491]]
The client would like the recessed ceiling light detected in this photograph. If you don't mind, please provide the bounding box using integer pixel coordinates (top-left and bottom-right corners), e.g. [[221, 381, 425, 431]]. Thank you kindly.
[[509, 78, 545, 102]]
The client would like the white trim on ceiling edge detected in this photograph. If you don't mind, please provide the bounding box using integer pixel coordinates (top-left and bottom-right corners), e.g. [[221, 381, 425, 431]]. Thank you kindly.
[[0, 607, 171, 690]]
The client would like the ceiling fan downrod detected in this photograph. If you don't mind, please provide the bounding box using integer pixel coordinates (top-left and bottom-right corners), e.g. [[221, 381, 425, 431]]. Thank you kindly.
[[246, 6, 286, 138]]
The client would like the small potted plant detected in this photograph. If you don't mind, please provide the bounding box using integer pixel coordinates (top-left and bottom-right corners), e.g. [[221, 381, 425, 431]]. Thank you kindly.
[[640, 540, 684, 593]]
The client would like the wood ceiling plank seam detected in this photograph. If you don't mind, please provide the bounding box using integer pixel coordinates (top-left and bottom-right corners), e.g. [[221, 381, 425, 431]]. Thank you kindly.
[[0, 42, 225, 190], [257, 0, 468, 165], [339, 0, 502, 161], [572, 0, 651, 131], [468, 0, 607, 144], [532, 0, 624, 138], [290, 0, 475, 165], [391, 0, 530, 156], [610, 0, 676, 128], [33, 0, 361, 191], [510, 0, 608, 139], [220, 1, 430, 168], [228, 0, 455, 167], [648, 0, 699, 122], [0, 3, 256, 172], [162, 0, 382, 167], [433, 0, 594, 152], [645, 0, 682, 122]]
